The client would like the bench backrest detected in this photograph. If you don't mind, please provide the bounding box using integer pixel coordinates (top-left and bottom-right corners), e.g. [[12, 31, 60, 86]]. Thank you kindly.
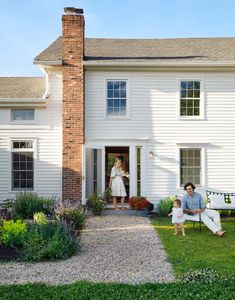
[[206, 190, 235, 209]]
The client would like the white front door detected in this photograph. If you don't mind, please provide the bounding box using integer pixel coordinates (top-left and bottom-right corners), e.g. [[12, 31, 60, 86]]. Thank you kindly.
[[82, 145, 105, 204]]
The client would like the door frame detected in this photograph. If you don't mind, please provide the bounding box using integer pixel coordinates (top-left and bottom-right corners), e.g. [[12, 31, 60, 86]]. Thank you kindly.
[[105, 146, 130, 200], [82, 141, 146, 205]]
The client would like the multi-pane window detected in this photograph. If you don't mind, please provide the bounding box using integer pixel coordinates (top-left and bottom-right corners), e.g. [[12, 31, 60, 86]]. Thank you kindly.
[[180, 81, 200, 116], [107, 80, 127, 116], [136, 147, 141, 196], [11, 109, 35, 121], [11, 141, 34, 191], [180, 149, 201, 185]]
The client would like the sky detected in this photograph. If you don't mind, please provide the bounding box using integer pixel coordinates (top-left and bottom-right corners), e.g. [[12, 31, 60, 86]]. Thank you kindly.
[[1, 0, 235, 76]]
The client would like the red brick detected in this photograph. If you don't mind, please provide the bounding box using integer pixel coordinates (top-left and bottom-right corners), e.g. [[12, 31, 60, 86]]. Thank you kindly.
[[62, 9, 84, 201]]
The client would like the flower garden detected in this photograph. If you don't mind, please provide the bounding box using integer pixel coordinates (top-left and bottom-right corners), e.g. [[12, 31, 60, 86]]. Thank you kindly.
[[0, 192, 86, 261]]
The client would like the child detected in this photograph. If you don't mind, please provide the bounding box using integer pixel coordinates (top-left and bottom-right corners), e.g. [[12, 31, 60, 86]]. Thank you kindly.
[[168, 199, 186, 236]]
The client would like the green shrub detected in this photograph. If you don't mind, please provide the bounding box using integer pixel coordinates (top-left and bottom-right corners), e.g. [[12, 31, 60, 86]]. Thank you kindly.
[[41, 197, 56, 217], [14, 192, 55, 219], [15, 192, 44, 219], [0, 219, 27, 247], [88, 193, 105, 216], [21, 222, 79, 261], [60, 207, 86, 230], [219, 209, 235, 217], [103, 187, 112, 202], [156, 196, 175, 216], [33, 212, 48, 225]]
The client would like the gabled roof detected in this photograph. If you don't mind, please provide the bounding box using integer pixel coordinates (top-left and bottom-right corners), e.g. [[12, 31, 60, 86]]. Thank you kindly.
[[34, 36, 235, 65], [0, 77, 45, 99]]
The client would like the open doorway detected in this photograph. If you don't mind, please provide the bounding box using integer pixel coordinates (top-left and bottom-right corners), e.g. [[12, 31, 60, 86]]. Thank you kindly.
[[105, 146, 129, 202]]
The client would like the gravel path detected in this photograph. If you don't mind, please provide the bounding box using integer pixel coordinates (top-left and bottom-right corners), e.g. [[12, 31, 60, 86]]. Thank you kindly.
[[0, 216, 174, 285]]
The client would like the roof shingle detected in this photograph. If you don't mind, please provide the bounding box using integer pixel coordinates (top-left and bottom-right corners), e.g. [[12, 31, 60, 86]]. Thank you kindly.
[[34, 36, 235, 64], [0, 77, 45, 99]]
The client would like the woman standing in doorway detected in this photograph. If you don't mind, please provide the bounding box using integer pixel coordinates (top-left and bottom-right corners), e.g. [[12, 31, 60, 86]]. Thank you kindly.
[[109, 158, 127, 210]]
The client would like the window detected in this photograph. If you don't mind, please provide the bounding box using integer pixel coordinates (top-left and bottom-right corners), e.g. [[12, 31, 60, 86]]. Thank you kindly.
[[106, 80, 127, 116], [180, 81, 200, 117], [11, 140, 34, 191], [11, 109, 35, 121], [180, 149, 201, 185], [136, 147, 141, 196]]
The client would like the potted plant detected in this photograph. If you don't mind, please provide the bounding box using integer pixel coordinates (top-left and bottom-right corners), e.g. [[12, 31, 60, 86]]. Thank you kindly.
[[128, 196, 149, 210]]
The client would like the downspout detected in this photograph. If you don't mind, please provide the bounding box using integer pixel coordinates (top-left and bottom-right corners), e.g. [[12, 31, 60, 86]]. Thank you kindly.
[[38, 65, 50, 100]]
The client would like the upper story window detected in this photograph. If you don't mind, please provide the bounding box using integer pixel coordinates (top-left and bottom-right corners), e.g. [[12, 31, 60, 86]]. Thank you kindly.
[[11, 109, 35, 121], [106, 80, 127, 117], [180, 81, 201, 117]]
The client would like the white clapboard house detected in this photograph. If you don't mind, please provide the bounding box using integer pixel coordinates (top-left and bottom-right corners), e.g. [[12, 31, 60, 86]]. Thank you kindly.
[[0, 7, 235, 207]]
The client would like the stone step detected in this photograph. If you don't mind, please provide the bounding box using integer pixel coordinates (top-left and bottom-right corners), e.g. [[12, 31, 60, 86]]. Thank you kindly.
[[103, 205, 149, 217]]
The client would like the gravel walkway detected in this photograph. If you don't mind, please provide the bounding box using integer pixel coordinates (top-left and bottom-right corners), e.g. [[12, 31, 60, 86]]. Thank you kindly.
[[0, 216, 174, 285]]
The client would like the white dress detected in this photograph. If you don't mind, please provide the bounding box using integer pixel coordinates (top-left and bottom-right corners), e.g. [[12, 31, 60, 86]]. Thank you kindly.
[[172, 207, 185, 224], [110, 167, 127, 197]]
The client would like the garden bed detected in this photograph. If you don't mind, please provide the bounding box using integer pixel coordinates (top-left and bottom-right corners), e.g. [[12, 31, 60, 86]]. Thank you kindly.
[[0, 192, 86, 263]]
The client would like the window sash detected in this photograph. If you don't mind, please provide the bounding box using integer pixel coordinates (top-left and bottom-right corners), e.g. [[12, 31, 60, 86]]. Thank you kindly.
[[11, 152, 34, 190], [12, 141, 33, 150], [180, 81, 201, 116], [180, 149, 201, 185], [11, 109, 35, 121], [106, 80, 127, 116]]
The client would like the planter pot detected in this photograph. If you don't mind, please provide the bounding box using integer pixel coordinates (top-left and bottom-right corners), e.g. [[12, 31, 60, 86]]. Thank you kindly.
[[0, 245, 19, 260]]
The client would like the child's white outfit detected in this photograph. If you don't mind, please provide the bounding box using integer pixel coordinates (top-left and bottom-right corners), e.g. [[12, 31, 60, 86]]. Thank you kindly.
[[172, 207, 185, 224]]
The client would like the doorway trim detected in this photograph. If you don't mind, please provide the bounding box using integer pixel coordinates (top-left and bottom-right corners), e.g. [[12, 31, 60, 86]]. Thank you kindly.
[[82, 140, 146, 205]]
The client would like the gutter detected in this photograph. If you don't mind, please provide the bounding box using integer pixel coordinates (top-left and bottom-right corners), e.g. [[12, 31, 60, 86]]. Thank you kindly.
[[33, 60, 62, 66], [0, 98, 48, 107], [32, 58, 235, 70]]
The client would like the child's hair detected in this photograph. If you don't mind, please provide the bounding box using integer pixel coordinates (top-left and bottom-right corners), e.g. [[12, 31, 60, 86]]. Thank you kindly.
[[174, 199, 181, 207]]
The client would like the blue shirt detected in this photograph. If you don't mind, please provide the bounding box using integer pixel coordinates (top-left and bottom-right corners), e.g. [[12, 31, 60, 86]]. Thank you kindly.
[[182, 191, 205, 214]]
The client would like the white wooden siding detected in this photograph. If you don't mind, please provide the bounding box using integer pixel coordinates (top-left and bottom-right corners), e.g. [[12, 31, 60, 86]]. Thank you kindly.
[[0, 72, 62, 202], [85, 71, 235, 204]]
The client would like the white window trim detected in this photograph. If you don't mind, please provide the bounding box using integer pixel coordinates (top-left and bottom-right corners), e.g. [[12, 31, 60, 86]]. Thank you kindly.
[[9, 108, 37, 125], [177, 78, 205, 120], [8, 137, 37, 193], [103, 78, 131, 120], [176, 144, 206, 189]]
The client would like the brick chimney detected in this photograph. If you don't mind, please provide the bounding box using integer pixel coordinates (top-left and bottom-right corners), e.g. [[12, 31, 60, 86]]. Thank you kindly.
[[62, 7, 85, 201]]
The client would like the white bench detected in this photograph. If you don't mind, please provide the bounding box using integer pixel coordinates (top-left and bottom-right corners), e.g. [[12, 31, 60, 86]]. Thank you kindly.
[[206, 190, 235, 210]]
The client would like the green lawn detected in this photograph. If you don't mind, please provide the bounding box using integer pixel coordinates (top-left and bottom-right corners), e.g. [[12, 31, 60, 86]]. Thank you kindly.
[[151, 217, 235, 277], [0, 280, 234, 300]]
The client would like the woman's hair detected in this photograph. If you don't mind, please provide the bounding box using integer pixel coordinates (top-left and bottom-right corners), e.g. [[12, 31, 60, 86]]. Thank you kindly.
[[174, 199, 181, 207], [184, 182, 196, 191], [114, 158, 122, 167]]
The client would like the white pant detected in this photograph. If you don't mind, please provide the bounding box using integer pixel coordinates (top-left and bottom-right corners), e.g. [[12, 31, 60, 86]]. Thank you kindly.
[[184, 209, 222, 234]]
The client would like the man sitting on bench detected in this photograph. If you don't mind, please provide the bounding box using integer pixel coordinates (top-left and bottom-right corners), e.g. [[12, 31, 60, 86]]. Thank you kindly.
[[182, 182, 225, 237]]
